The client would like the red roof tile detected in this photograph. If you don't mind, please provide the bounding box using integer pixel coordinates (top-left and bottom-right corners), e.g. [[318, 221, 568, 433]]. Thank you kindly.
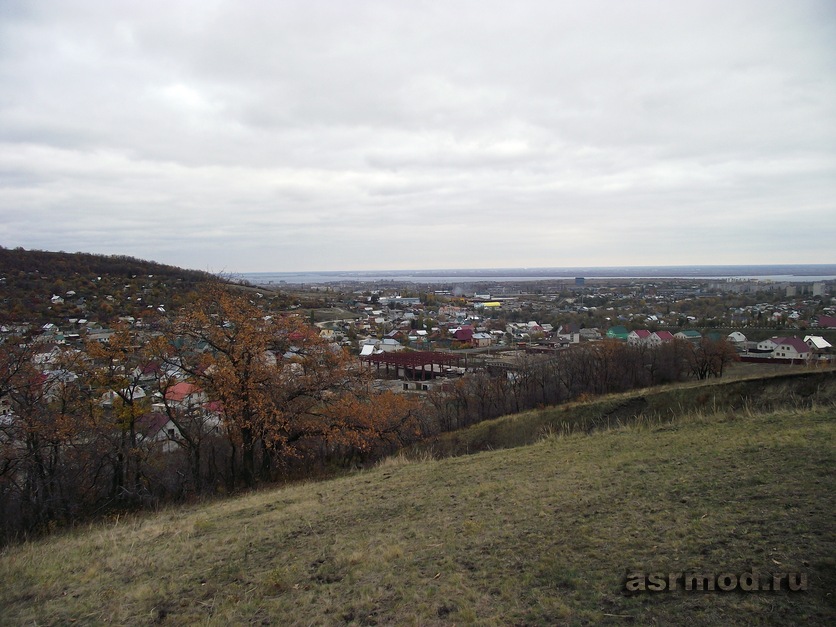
[[776, 337, 811, 353], [165, 382, 201, 403]]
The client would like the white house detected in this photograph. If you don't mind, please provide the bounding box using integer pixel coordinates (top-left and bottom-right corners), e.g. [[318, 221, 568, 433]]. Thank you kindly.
[[804, 335, 832, 352], [772, 338, 812, 361], [727, 331, 747, 345], [755, 337, 782, 353], [380, 338, 404, 352], [648, 331, 675, 347], [136, 412, 182, 453], [158, 382, 207, 410], [627, 330, 652, 346]]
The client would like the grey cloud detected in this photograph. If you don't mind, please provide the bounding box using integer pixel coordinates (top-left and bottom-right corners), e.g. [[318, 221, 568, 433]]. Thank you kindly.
[[0, 0, 834, 271]]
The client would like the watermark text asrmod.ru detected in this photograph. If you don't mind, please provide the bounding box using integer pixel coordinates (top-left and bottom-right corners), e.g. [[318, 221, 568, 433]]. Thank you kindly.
[[624, 570, 807, 592]]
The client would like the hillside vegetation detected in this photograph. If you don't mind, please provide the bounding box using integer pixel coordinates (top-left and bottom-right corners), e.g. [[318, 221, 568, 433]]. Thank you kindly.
[[427, 368, 836, 456], [1, 390, 833, 625], [0, 247, 216, 324]]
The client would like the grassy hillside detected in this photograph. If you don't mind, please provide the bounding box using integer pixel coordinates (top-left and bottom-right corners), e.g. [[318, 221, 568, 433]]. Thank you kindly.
[[426, 368, 836, 457], [1, 401, 833, 625]]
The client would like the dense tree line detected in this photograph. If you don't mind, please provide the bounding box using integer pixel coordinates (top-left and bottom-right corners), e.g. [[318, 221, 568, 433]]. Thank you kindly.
[[424, 338, 738, 431]]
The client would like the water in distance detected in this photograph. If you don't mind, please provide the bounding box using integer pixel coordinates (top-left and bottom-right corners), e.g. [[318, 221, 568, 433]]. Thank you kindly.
[[238, 265, 836, 285]]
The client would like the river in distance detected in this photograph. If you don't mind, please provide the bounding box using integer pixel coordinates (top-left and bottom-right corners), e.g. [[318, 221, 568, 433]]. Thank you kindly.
[[237, 265, 836, 286]]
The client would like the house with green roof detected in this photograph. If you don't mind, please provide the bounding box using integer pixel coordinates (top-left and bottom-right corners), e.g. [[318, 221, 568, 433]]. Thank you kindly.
[[606, 325, 629, 341]]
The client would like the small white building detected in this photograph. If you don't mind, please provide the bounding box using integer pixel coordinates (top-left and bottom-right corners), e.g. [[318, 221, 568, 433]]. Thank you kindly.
[[755, 337, 781, 352], [804, 335, 832, 352], [380, 338, 404, 352], [727, 331, 748, 345]]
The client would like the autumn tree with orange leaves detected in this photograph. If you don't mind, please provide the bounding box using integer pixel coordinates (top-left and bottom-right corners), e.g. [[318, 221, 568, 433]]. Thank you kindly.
[[0, 341, 98, 532], [85, 324, 155, 501], [165, 285, 419, 488]]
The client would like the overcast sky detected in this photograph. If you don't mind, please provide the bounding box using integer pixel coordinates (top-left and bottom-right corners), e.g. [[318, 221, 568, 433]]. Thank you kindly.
[[1, 1, 834, 273]]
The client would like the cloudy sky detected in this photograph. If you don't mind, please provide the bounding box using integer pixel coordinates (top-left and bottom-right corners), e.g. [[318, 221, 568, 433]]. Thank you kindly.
[[1, 1, 834, 273]]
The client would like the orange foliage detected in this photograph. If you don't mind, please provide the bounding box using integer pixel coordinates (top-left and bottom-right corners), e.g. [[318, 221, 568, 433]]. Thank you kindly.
[[169, 285, 420, 485]]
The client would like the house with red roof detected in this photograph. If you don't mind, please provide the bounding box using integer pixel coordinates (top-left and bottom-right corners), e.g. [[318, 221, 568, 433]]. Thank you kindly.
[[648, 331, 675, 347], [453, 327, 474, 343], [772, 337, 812, 361], [162, 382, 206, 407], [816, 315, 836, 329], [627, 329, 652, 346], [754, 337, 783, 353], [132, 361, 162, 383], [136, 411, 181, 453]]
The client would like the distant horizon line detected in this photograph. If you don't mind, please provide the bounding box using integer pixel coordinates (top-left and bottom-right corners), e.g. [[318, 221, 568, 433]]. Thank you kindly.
[[231, 265, 836, 285], [236, 263, 836, 275]]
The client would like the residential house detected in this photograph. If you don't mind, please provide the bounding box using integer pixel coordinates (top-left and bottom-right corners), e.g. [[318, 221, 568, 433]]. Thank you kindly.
[[407, 329, 429, 347], [161, 382, 207, 409], [726, 331, 747, 346], [472, 332, 492, 348], [0, 394, 11, 418], [772, 337, 812, 361], [754, 337, 782, 353], [804, 335, 832, 355], [453, 327, 474, 343], [133, 361, 164, 385], [648, 331, 675, 347], [579, 328, 602, 341], [152, 381, 222, 435], [627, 330, 652, 346], [815, 314, 836, 329], [380, 338, 404, 352], [606, 325, 629, 341], [136, 411, 181, 453], [527, 321, 545, 335], [674, 330, 702, 342]]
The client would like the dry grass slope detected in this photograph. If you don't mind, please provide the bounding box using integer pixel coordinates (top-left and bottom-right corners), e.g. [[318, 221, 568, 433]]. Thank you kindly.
[[1, 403, 834, 625], [426, 368, 836, 456]]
